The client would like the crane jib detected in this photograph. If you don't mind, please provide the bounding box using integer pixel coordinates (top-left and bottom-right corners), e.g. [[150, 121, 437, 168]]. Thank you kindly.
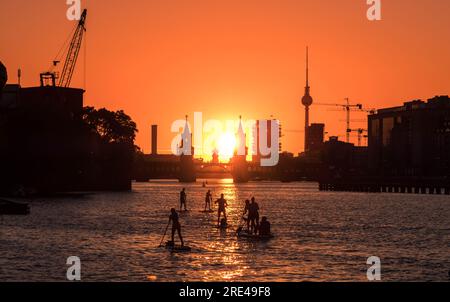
[[58, 9, 87, 88]]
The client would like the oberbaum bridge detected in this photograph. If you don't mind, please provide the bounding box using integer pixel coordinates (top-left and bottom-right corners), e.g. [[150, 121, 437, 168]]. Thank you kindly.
[[133, 119, 302, 184]]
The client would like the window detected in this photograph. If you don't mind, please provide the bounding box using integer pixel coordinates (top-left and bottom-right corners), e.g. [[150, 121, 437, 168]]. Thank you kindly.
[[371, 119, 380, 139], [382, 117, 394, 146]]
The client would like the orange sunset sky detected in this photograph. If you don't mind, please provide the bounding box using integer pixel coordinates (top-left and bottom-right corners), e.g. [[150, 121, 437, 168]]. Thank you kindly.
[[1, 0, 449, 155]]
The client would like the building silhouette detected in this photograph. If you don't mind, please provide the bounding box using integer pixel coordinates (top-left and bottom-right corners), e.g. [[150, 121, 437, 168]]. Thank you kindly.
[[178, 117, 197, 182], [211, 149, 219, 164], [320, 136, 368, 177], [0, 75, 133, 195], [368, 95, 450, 178], [321, 95, 450, 194], [0, 82, 86, 195], [306, 123, 325, 152], [231, 117, 249, 182]]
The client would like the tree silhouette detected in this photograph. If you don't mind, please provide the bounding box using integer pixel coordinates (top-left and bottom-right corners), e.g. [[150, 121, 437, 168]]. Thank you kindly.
[[0, 61, 7, 89], [82, 107, 137, 145]]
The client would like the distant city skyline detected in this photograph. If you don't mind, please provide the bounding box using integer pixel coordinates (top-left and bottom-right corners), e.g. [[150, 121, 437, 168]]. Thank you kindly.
[[1, 0, 449, 154]]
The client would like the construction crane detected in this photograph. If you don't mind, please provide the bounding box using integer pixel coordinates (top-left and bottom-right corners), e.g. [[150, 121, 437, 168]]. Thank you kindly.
[[315, 98, 364, 143], [41, 9, 87, 87], [347, 128, 368, 146], [59, 9, 87, 87]]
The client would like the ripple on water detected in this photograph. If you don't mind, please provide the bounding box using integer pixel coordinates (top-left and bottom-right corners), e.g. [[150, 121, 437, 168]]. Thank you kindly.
[[1, 181, 449, 281]]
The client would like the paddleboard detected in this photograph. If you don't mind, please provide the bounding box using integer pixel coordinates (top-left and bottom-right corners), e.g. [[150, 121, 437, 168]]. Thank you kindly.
[[236, 231, 274, 241], [215, 224, 229, 230], [165, 242, 192, 252], [200, 210, 215, 213]]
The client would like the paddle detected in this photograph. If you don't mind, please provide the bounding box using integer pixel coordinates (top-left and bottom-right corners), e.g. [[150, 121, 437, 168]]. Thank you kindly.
[[159, 220, 170, 247], [236, 196, 252, 233], [236, 215, 246, 234]]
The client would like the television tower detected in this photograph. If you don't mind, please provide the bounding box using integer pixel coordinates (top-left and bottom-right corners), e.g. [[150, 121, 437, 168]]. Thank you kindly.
[[301, 47, 313, 152]]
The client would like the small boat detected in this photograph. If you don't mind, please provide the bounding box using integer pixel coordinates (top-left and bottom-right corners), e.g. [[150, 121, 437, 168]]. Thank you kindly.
[[165, 241, 191, 252], [0, 199, 30, 215]]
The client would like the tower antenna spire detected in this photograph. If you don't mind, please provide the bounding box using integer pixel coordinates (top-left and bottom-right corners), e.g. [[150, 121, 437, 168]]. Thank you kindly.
[[306, 46, 309, 88], [301, 46, 313, 152]]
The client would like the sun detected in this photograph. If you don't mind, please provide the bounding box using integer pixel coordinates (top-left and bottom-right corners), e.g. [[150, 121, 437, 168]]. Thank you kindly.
[[217, 132, 237, 161]]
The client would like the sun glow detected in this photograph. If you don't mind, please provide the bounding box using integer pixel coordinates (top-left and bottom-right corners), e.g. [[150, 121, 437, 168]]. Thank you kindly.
[[217, 132, 237, 161]]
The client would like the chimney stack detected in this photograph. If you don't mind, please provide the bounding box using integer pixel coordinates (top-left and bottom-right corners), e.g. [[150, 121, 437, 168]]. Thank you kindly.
[[151, 125, 158, 155]]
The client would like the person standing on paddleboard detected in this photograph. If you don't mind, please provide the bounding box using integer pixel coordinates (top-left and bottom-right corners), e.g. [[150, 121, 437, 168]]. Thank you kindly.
[[180, 188, 187, 211], [204, 190, 212, 211], [215, 194, 228, 227], [248, 197, 260, 234], [169, 208, 184, 246]]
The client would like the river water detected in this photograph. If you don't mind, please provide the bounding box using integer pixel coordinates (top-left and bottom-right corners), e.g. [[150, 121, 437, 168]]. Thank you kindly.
[[1, 180, 449, 281]]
